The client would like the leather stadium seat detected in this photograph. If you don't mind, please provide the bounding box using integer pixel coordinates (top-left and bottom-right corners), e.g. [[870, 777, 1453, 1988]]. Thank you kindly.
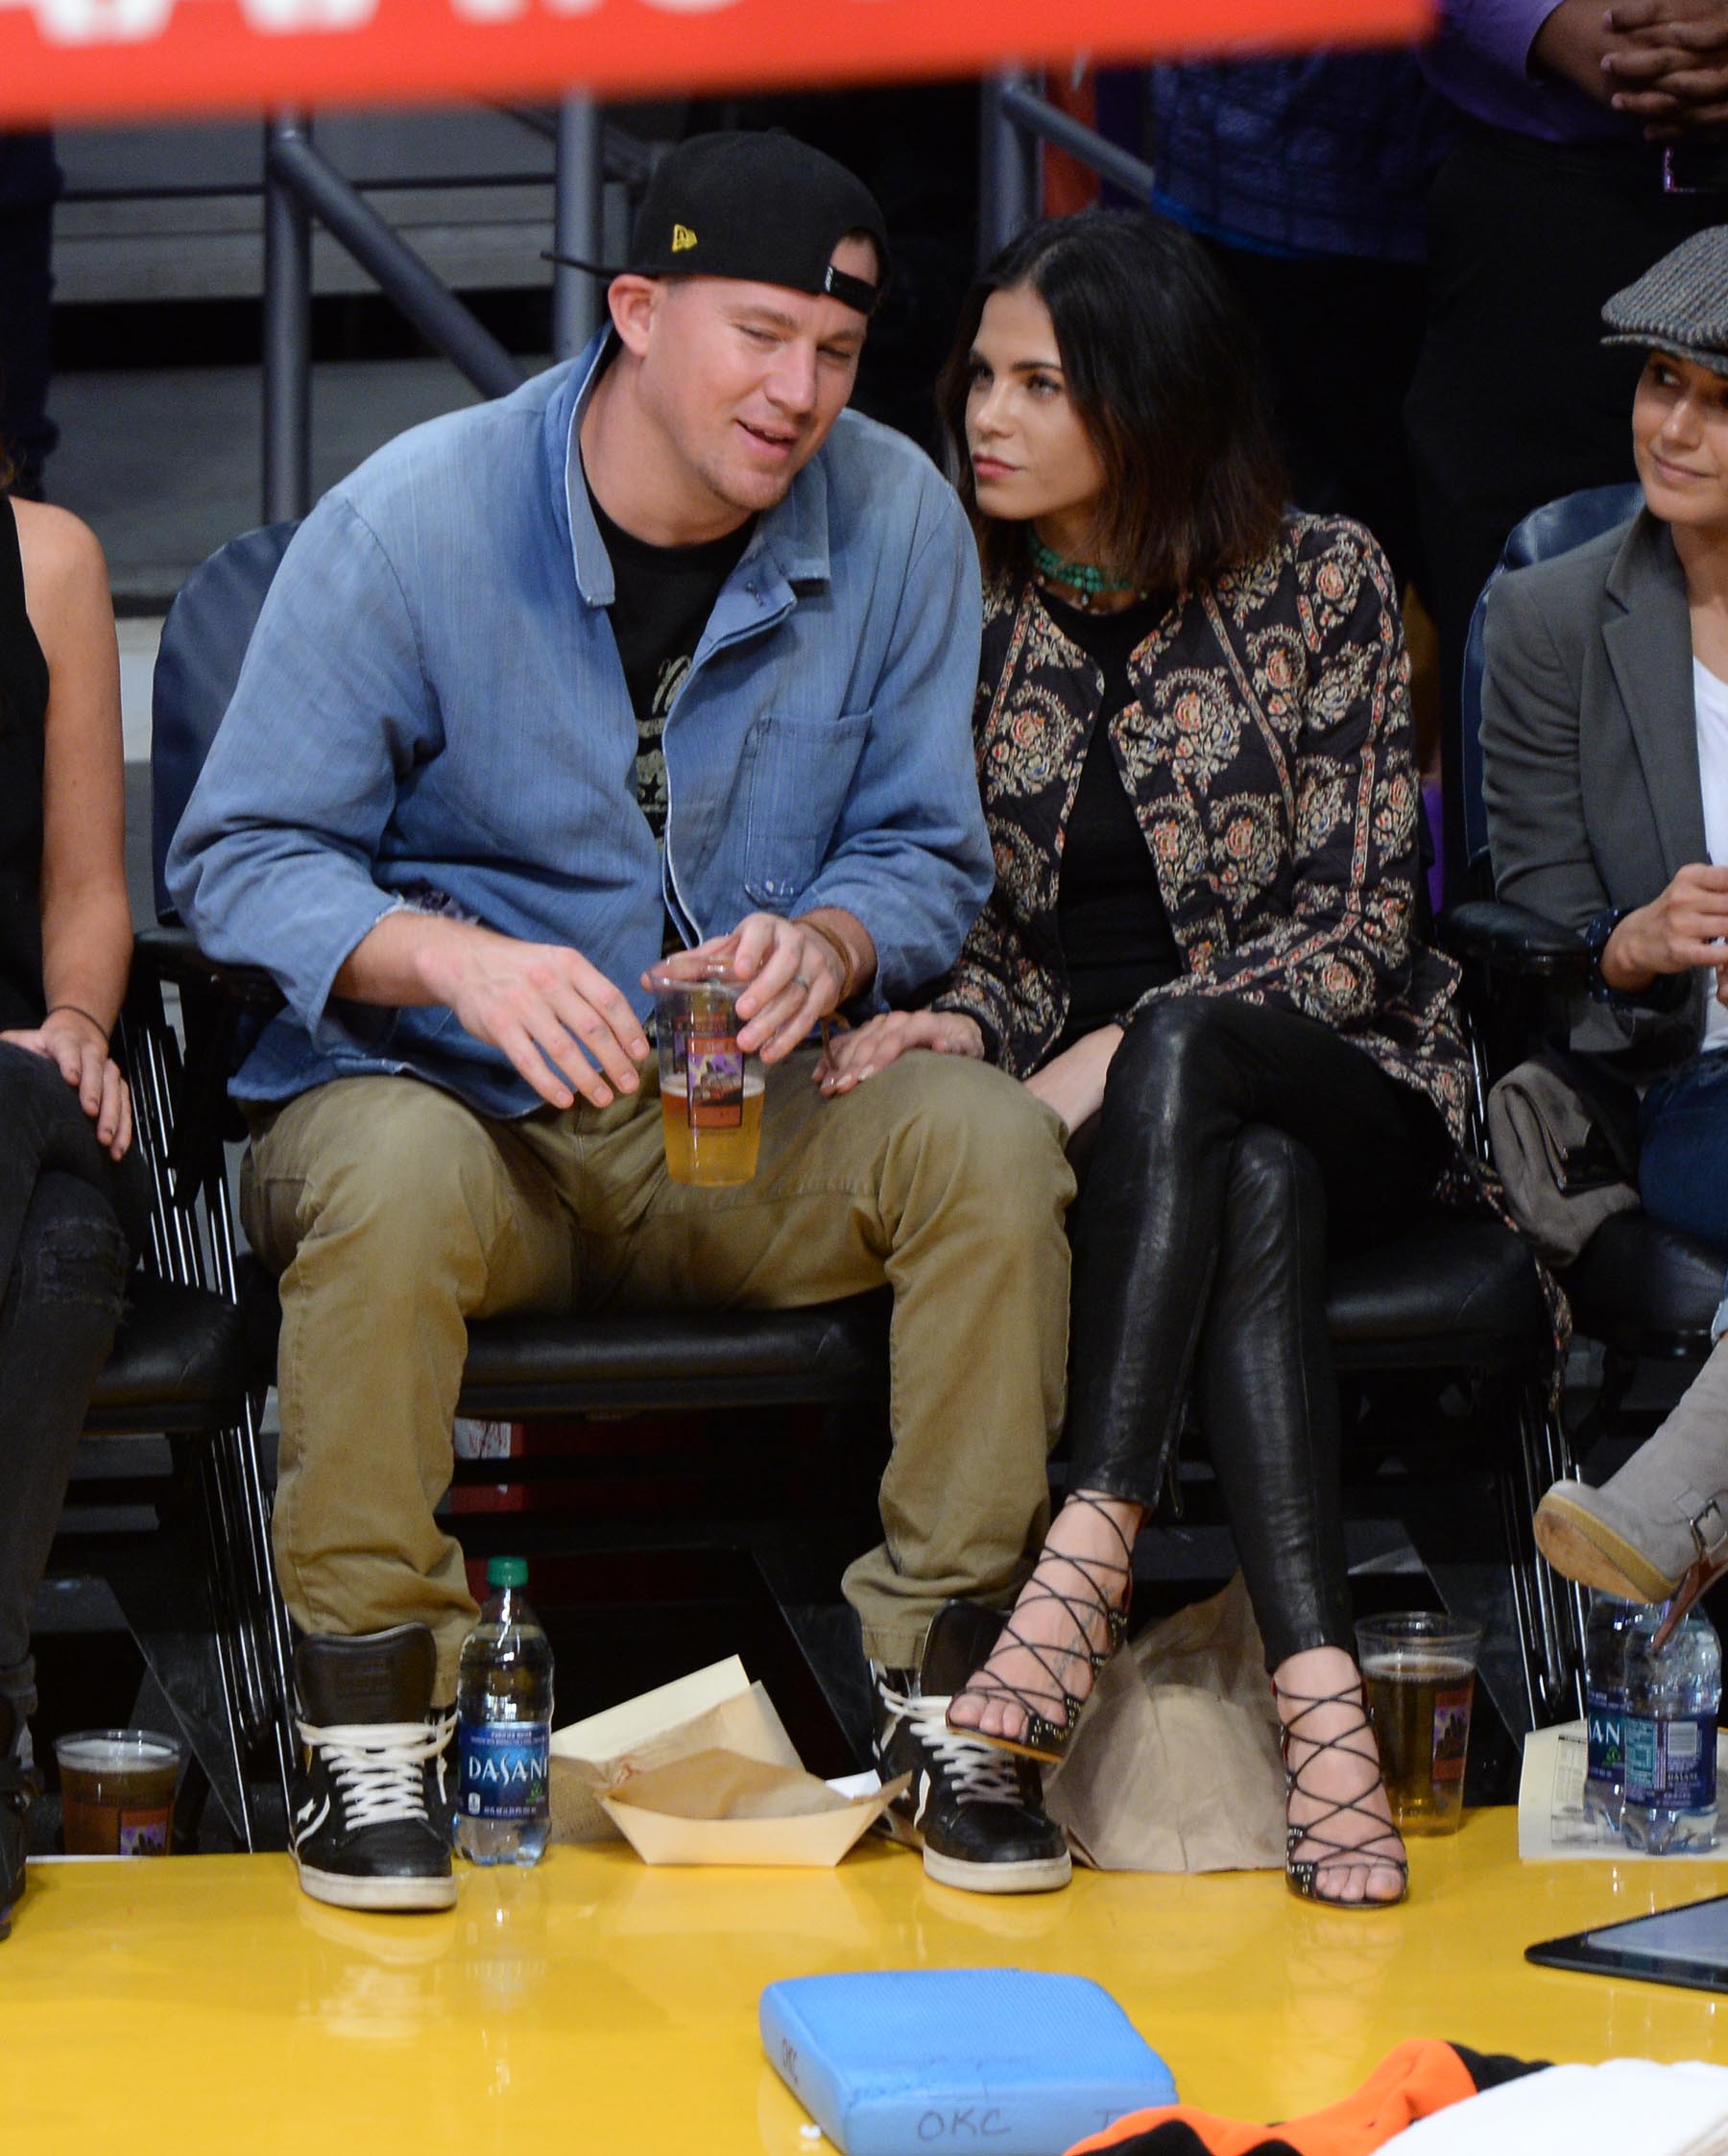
[[1325, 1219, 1550, 1372], [84, 1275, 249, 1433], [1563, 1214, 1726, 1356]]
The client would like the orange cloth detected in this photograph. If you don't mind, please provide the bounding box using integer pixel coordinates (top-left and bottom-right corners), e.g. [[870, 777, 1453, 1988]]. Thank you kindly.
[[1068, 2040, 1481, 2156]]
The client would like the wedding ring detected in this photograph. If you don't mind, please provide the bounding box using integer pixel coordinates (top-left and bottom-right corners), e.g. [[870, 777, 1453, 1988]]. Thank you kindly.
[[793, 974, 811, 992]]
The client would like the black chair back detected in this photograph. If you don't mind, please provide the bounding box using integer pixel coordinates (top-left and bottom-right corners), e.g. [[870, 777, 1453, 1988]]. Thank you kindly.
[[151, 520, 299, 921], [1458, 482, 1643, 883]]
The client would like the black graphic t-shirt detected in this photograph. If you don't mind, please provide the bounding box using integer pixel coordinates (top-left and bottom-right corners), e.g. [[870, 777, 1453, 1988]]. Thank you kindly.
[[586, 476, 755, 844]]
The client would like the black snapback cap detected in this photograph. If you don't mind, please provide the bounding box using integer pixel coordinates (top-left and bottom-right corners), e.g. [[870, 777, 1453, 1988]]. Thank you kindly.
[[546, 130, 889, 318]]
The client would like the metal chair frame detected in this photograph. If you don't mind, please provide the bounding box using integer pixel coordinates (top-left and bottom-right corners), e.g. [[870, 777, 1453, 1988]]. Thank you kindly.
[[115, 960, 299, 1840]]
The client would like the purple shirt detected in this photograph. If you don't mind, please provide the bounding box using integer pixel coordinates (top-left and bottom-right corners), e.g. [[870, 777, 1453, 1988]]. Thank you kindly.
[[1424, 0, 1626, 141]]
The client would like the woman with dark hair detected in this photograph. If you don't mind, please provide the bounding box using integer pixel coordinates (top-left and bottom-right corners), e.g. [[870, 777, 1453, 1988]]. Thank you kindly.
[[1482, 228, 1728, 1623], [819, 211, 1471, 1906], [0, 442, 136, 1936]]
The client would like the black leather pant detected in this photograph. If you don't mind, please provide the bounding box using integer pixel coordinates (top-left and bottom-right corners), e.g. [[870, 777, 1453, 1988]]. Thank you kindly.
[[1065, 996, 1450, 1670]]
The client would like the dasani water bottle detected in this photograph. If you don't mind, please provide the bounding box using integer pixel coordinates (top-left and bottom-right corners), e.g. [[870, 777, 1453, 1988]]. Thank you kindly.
[[1583, 1593, 1638, 1832], [1620, 1600, 1720, 1856], [455, 1555, 554, 1866]]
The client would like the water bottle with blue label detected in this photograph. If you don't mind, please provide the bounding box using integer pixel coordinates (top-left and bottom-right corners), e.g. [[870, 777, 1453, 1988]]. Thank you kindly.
[[455, 1556, 554, 1866], [1620, 1600, 1720, 1856], [1583, 1593, 1638, 1832]]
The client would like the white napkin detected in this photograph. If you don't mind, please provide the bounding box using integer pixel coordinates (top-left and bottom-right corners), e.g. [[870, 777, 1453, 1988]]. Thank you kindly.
[[1380, 2060, 1728, 2156]]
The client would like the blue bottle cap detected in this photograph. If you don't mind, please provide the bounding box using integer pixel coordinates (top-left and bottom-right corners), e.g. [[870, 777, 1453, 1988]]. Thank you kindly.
[[487, 1556, 529, 1589]]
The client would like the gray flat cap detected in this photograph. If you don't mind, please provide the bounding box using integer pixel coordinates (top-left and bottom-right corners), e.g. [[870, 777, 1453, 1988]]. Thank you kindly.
[[1602, 227, 1728, 377]]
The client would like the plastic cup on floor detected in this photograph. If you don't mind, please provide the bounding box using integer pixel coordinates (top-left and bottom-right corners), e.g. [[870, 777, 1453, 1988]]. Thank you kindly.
[[54, 1728, 182, 1855], [1355, 1613, 1482, 1834]]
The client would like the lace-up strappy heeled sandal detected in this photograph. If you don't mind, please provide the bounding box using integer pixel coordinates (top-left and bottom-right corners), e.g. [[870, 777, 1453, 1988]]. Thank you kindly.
[[1276, 1678, 1408, 1909], [945, 1492, 1135, 1765]]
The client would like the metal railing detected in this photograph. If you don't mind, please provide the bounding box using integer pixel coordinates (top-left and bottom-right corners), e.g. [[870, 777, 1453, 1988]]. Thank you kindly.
[[261, 100, 653, 522], [978, 67, 1155, 265], [262, 75, 1150, 519]]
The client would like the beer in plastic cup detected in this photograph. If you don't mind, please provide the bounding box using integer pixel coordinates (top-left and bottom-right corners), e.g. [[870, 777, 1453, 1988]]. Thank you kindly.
[[1355, 1613, 1483, 1834], [54, 1729, 182, 1855], [649, 958, 764, 1187]]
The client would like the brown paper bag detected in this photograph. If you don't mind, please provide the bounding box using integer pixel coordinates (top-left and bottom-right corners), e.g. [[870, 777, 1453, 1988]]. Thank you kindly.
[[1044, 1571, 1284, 1872], [594, 1750, 907, 1866], [549, 1675, 803, 1844], [605, 1748, 853, 1822]]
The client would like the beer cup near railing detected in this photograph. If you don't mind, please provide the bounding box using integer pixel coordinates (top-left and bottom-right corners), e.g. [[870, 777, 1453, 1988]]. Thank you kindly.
[[1355, 1612, 1484, 1834], [648, 958, 765, 1187]]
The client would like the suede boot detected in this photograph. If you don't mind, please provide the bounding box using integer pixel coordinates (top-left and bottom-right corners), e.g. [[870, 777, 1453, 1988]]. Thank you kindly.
[[1536, 1337, 1728, 1604]]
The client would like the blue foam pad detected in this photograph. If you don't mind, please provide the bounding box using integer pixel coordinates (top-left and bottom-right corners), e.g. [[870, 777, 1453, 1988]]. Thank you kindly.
[[760, 1967, 1176, 2155]]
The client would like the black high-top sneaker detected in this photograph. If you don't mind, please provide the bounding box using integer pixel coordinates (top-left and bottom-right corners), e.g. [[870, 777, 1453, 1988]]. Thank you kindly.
[[0, 1694, 29, 1942], [291, 1625, 457, 1912], [873, 1600, 1071, 1894]]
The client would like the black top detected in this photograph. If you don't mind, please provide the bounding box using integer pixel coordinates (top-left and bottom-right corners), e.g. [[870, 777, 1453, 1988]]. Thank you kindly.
[[587, 476, 754, 844], [1039, 588, 1181, 1050], [0, 496, 49, 1032]]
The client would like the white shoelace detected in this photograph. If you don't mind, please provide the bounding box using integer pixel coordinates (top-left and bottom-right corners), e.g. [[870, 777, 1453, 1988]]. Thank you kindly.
[[297, 1714, 453, 1831], [876, 1682, 1024, 1807]]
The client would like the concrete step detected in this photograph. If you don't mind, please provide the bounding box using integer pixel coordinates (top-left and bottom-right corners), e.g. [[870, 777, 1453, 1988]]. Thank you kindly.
[[50, 353, 523, 611]]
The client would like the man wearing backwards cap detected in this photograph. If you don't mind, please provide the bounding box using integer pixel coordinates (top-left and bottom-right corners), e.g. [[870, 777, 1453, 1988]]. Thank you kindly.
[[169, 132, 1075, 1910]]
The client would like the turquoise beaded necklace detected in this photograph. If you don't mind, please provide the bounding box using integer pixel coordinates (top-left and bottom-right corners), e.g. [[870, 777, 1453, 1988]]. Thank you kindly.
[[1026, 531, 1143, 609]]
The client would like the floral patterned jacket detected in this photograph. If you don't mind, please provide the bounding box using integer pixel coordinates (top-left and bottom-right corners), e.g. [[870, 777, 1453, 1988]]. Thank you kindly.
[[933, 513, 1471, 1148]]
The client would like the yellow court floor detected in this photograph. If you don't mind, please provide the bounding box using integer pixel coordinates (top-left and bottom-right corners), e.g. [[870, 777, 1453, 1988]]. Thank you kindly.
[[6, 1808, 1726, 2153]]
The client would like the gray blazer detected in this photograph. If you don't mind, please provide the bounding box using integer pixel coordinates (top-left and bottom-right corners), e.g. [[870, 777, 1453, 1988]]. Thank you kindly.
[[1481, 507, 1711, 1069]]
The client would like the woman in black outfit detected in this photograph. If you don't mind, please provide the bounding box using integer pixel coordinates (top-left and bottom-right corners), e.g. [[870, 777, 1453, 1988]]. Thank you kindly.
[[0, 458, 137, 1934], [820, 213, 1471, 1906]]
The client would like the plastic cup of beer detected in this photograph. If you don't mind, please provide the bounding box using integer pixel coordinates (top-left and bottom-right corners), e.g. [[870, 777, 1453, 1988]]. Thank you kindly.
[[648, 957, 765, 1187], [1355, 1613, 1483, 1834], [54, 1728, 182, 1855]]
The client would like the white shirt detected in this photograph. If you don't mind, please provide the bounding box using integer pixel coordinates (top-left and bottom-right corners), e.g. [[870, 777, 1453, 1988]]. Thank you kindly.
[[1690, 657, 1728, 1050]]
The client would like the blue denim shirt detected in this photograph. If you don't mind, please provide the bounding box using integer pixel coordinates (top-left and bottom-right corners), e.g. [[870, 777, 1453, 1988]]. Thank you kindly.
[[167, 338, 990, 1118]]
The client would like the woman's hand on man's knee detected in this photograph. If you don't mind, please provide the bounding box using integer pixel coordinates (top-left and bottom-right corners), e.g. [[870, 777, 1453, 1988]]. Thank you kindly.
[[815, 1010, 984, 1094]]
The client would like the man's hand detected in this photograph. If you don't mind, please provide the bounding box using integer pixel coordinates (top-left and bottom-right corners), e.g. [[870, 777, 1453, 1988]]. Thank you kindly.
[[677, 910, 874, 1066], [1022, 1025, 1122, 1137], [815, 1009, 985, 1093], [1600, 862, 1728, 992], [420, 922, 649, 1111], [1602, 0, 1728, 132], [2, 1008, 132, 1159]]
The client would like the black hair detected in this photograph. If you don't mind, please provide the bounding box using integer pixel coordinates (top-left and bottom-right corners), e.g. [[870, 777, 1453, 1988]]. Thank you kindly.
[[935, 208, 1286, 591]]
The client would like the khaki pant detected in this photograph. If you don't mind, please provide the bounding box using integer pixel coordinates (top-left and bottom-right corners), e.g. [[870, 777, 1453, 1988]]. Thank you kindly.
[[242, 1050, 1074, 1699]]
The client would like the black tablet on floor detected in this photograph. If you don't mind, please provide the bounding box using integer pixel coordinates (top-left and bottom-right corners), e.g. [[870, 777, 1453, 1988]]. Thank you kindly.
[[1527, 1891, 1728, 1997]]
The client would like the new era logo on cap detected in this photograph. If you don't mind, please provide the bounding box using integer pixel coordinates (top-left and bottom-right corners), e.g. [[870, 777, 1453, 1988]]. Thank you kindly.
[[540, 133, 889, 319], [636, 132, 886, 315]]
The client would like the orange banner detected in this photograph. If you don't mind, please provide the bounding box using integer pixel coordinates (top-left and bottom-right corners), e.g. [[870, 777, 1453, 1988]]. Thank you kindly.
[[0, 0, 1429, 128]]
